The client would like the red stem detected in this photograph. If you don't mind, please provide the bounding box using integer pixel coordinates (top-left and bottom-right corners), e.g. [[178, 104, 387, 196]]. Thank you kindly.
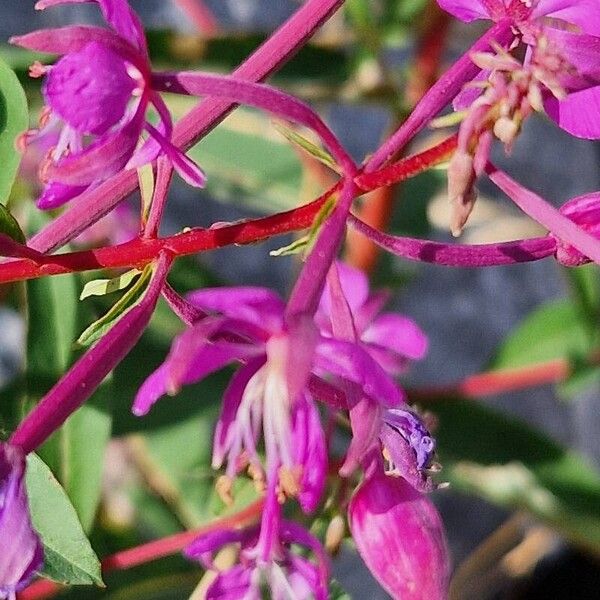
[[28, 0, 346, 254], [19, 499, 264, 600], [409, 358, 586, 401], [0, 136, 456, 285]]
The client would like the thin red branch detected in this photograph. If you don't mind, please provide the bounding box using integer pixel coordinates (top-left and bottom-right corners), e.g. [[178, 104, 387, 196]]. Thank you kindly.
[[19, 499, 264, 600], [409, 352, 600, 401], [0, 136, 457, 285]]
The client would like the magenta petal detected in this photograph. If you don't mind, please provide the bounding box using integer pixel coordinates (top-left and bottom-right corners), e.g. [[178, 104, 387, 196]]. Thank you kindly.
[[437, 0, 490, 21], [363, 314, 428, 361], [141, 122, 206, 187], [544, 86, 600, 139], [340, 394, 383, 477], [44, 42, 136, 135], [35, 0, 148, 51], [36, 181, 89, 210], [185, 528, 248, 564], [48, 102, 145, 185], [349, 472, 450, 600], [10, 26, 142, 67], [534, 0, 600, 36], [292, 396, 327, 513], [187, 287, 285, 331], [205, 566, 255, 600], [320, 261, 369, 318], [133, 341, 258, 417], [315, 338, 403, 407], [0, 444, 43, 597]]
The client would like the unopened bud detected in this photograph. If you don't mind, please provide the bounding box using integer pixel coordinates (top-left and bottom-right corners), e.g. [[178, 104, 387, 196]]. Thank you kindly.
[[325, 515, 346, 555], [448, 150, 478, 237]]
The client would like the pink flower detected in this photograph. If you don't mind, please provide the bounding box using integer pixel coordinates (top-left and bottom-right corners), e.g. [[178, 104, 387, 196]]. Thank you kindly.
[[0, 443, 43, 599], [12, 0, 205, 209], [348, 469, 450, 600]]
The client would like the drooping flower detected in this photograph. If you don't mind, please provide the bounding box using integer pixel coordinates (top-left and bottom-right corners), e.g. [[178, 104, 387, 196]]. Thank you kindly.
[[134, 260, 424, 501], [12, 0, 206, 209], [348, 467, 450, 600], [0, 443, 43, 600]]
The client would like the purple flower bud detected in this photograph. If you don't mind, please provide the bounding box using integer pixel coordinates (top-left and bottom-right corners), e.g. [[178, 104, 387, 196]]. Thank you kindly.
[[554, 192, 600, 266], [0, 443, 43, 598], [349, 471, 449, 600]]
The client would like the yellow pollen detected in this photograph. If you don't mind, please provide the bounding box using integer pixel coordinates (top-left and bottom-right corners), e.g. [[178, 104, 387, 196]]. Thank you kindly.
[[215, 475, 234, 506]]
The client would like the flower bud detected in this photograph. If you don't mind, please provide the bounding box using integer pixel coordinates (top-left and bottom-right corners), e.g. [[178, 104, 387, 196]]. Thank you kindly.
[[348, 472, 449, 600]]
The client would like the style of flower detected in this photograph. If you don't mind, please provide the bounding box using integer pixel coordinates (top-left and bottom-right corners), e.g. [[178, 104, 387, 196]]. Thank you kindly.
[[12, 0, 205, 209], [0, 443, 43, 600]]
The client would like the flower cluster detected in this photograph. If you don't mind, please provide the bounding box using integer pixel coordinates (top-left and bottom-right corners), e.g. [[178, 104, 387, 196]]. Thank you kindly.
[[135, 262, 447, 598], [2, 0, 600, 598]]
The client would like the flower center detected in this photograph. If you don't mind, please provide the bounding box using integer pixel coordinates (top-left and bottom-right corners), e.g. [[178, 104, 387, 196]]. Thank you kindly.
[[44, 42, 139, 135]]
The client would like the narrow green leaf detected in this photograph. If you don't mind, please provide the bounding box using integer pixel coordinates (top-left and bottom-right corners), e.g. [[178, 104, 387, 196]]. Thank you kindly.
[[433, 400, 600, 553], [80, 269, 141, 301], [274, 123, 339, 172], [138, 163, 155, 224], [26, 272, 78, 391], [60, 382, 112, 532], [26, 454, 103, 586], [0, 54, 28, 204], [0, 203, 25, 243], [269, 234, 310, 257], [76, 265, 152, 347]]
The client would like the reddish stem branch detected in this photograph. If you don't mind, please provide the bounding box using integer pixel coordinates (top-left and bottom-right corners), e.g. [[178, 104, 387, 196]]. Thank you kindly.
[[19, 499, 264, 600], [409, 353, 600, 401], [0, 136, 456, 285]]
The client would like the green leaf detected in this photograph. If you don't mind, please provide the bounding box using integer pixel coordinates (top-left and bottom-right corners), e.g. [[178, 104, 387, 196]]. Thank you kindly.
[[432, 400, 600, 553], [138, 163, 155, 224], [0, 203, 25, 243], [490, 299, 592, 370], [0, 54, 28, 204], [56, 383, 112, 532], [26, 271, 78, 392], [274, 123, 338, 172], [76, 265, 152, 347], [80, 269, 141, 301], [26, 454, 103, 586]]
